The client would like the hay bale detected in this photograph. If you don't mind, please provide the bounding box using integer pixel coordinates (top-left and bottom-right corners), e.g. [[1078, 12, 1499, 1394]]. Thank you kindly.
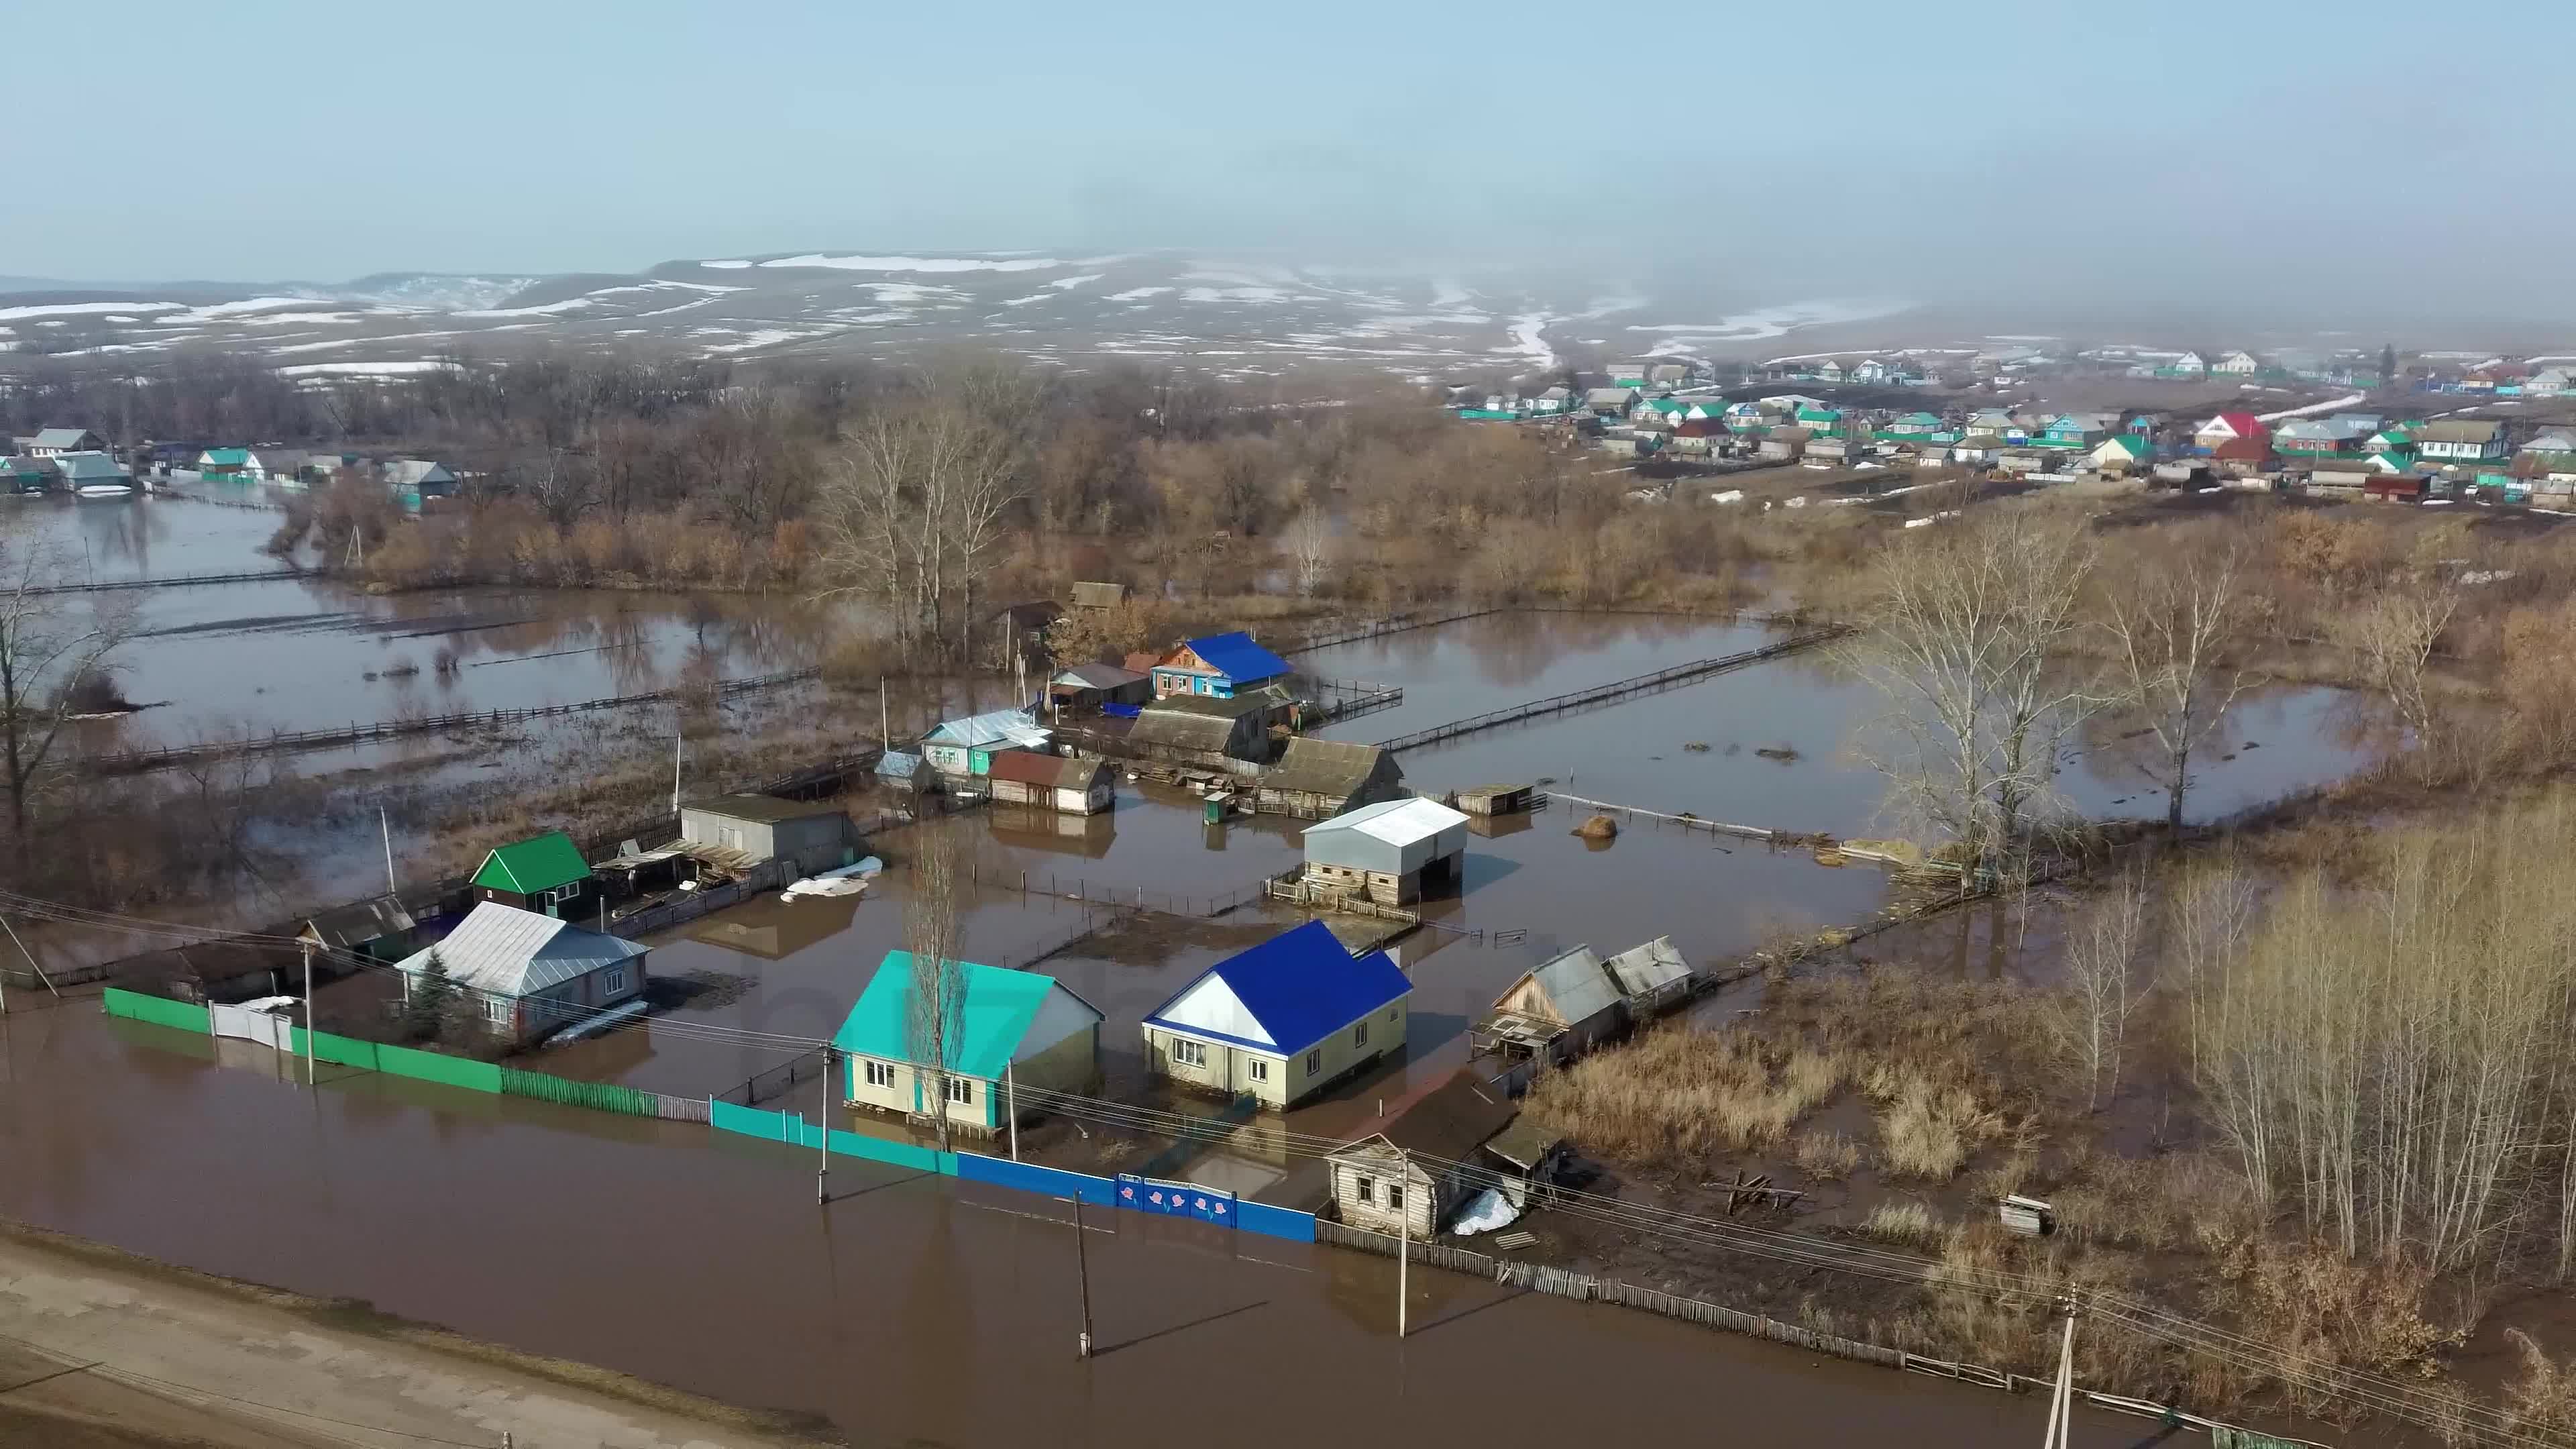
[[1571, 814, 1619, 841]]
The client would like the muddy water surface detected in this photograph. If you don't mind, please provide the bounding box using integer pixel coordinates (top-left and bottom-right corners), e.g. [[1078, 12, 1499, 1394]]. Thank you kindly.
[[0, 1002, 2145, 1449]]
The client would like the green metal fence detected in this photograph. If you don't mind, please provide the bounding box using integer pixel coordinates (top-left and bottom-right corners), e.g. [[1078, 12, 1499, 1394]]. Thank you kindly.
[[102, 987, 213, 1034]]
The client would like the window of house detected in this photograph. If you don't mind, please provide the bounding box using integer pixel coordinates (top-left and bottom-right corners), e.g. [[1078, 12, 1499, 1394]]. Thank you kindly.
[[1248, 1059, 1269, 1083], [1355, 1175, 1375, 1205], [482, 995, 511, 1026], [603, 967, 626, 996], [1305, 1049, 1322, 1075], [1387, 1007, 1399, 1023], [1171, 1038, 1207, 1069], [865, 1061, 894, 1089], [1387, 1183, 1405, 1212], [944, 1076, 974, 1106], [1352, 1021, 1368, 1049]]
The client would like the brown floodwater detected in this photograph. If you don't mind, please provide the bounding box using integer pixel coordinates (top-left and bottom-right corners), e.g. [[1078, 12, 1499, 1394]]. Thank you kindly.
[[0, 1000, 2152, 1448]]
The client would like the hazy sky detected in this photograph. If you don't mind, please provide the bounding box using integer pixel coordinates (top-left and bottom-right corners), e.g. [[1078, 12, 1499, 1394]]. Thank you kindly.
[[11, 0, 2574, 311]]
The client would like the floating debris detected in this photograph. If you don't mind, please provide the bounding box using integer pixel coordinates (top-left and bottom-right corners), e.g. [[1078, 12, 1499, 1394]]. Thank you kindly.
[[1754, 745, 1802, 763], [1683, 741, 1712, 753]]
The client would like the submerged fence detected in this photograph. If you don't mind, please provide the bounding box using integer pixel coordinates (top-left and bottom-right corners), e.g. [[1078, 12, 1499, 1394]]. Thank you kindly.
[[1372, 627, 1849, 752]]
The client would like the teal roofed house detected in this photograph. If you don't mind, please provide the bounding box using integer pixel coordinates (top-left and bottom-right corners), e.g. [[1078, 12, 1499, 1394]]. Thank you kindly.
[[835, 954, 1103, 1136], [1878, 411, 1944, 438], [199, 447, 250, 475], [1794, 405, 1841, 430]]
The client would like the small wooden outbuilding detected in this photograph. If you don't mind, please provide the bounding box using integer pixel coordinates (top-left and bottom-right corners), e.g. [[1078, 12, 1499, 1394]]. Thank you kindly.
[[1327, 1071, 1532, 1238], [1256, 737, 1403, 819], [1127, 694, 1277, 769], [985, 751, 1115, 815], [680, 794, 861, 874], [1049, 663, 1150, 712], [1474, 945, 1629, 1063], [1452, 783, 1534, 816]]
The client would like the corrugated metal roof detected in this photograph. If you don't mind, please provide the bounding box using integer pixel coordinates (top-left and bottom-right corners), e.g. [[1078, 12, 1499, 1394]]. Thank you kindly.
[[1144, 920, 1409, 1059], [54, 453, 129, 482], [303, 894, 415, 951], [31, 428, 93, 449], [875, 749, 926, 777], [832, 954, 1097, 1080], [922, 708, 1050, 751], [1053, 663, 1144, 690], [472, 832, 592, 896], [1177, 631, 1289, 684], [394, 902, 645, 997], [1604, 936, 1690, 998], [1525, 945, 1622, 1027], [1261, 738, 1391, 798], [1127, 707, 1242, 751], [683, 792, 837, 825], [1327, 797, 1468, 849]]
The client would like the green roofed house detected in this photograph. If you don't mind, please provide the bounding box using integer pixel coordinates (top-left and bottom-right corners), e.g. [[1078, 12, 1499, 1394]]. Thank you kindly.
[[835, 953, 1104, 1136], [470, 830, 597, 918], [198, 447, 251, 476]]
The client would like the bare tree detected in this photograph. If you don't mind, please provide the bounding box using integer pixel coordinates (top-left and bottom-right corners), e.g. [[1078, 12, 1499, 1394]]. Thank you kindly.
[[1281, 508, 1334, 596], [2341, 584, 2457, 777], [903, 819, 975, 1151], [2054, 870, 2146, 1111], [1837, 514, 2099, 885], [0, 529, 138, 839], [816, 393, 1026, 662], [2098, 543, 2267, 829]]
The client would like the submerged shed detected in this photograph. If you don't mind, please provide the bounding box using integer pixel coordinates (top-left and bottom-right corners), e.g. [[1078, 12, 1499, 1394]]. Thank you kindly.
[[1127, 694, 1277, 769], [1256, 737, 1403, 819], [1299, 797, 1469, 905], [1477, 945, 1629, 1063], [1603, 935, 1693, 1012]]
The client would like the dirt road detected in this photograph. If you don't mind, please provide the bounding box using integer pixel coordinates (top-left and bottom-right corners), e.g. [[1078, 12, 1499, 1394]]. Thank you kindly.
[[0, 1224, 830, 1449]]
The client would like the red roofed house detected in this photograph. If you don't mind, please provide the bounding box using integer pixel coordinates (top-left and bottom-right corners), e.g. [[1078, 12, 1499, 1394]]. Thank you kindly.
[[2195, 412, 2270, 453], [2208, 437, 2276, 478]]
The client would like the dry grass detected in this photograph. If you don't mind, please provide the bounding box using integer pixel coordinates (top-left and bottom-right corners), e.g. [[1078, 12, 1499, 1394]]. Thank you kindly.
[[1875, 1075, 2001, 1181], [1862, 1201, 1945, 1247], [1794, 1129, 1861, 1180], [1524, 1030, 1845, 1165]]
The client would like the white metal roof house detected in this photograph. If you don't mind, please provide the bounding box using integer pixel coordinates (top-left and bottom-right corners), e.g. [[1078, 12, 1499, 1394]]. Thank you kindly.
[[392, 901, 649, 1044], [25, 427, 103, 457], [1299, 798, 1470, 905]]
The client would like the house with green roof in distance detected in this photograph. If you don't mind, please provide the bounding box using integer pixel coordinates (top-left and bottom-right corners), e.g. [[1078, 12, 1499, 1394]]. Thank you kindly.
[[1793, 405, 1842, 433], [1878, 411, 1945, 439], [2090, 435, 2157, 473], [470, 830, 598, 919], [835, 953, 1103, 1135], [197, 447, 252, 477]]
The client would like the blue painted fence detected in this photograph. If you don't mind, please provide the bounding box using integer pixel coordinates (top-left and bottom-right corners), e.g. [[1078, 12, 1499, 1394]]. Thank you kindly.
[[707, 1097, 1313, 1240]]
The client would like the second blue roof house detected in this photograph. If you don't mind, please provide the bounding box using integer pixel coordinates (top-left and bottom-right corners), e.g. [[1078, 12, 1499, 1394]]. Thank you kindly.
[[1149, 631, 1290, 702], [1142, 920, 1411, 1108]]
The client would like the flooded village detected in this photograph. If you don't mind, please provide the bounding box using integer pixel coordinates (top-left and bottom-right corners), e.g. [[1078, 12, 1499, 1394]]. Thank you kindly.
[[7, 337, 2574, 1449]]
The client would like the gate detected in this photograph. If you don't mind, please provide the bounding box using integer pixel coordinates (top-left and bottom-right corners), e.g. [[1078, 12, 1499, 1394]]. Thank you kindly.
[[208, 1002, 294, 1052]]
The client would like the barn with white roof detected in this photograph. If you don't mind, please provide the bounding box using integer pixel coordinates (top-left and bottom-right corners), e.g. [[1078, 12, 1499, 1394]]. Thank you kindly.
[[1297, 797, 1469, 906]]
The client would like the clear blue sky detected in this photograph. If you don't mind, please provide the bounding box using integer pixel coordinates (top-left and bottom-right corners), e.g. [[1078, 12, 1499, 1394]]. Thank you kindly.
[[9, 0, 2573, 309]]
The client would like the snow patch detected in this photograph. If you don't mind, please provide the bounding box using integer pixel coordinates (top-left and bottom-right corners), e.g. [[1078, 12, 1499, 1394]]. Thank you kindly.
[[2255, 392, 2367, 423], [1507, 313, 1556, 372], [759, 253, 1064, 273], [1183, 286, 1293, 305], [275, 360, 455, 377], [1626, 298, 1915, 342], [0, 301, 181, 322], [1106, 286, 1172, 302], [451, 297, 598, 319], [1046, 273, 1106, 290]]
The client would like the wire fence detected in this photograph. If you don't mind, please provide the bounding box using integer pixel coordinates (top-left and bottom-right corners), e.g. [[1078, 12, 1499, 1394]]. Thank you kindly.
[[1372, 627, 1848, 752]]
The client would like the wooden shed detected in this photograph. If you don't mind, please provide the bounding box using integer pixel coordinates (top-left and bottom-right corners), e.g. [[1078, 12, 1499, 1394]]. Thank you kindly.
[[1126, 694, 1277, 769], [1070, 581, 1130, 610], [1452, 783, 1534, 816], [1473, 945, 1629, 1063], [985, 751, 1115, 815], [1256, 737, 1403, 819], [1049, 662, 1150, 712]]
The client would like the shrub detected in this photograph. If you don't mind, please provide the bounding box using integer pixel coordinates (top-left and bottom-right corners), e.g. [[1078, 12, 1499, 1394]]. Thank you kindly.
[[1795, 1129, 1860, 1179], [1862, 1201, 1943, 1246]]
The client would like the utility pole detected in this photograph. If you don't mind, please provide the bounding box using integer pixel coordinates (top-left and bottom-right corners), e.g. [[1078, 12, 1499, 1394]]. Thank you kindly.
[[1007, 1063, 1020, 1162], [380, 806, 396, 898], [670, 727, 683, 815], [2041, 1305, 2077, 1448], [816, 1044, 835, 1206], [1396, 1149, 1409, 1340], [0, 912, 54, 1006], [301, 941, 315, 1086], [1072, 1193, 1093, 1358], [879, 676, 890, 750]]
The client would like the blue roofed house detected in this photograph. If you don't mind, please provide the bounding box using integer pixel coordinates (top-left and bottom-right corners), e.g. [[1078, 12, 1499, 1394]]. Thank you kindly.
[[1142, 920, 1411, 1108], [1150, 631, 1290, 701], [835, 953, 1103, 1136]]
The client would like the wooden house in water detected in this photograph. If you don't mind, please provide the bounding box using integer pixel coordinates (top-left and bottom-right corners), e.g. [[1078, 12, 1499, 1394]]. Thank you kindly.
[[835, 953, 1103, 1136], [1255, 737, 1402, 819], [1126, 694, 1279, 769], [390, 901, 649, 1045], [1141, 920, 1411, 1108], [297, 893, 417, 965], [1326, 1070, 1564, 1238], [470, 830, 599, 920], [1477, 945, 1629, 1063], [985, 751, 1115, 814], [919, 708, 1051, 784], [1603, 936, 1693, 1013], [1297, 798, 1469, 906], [680, 794, 861, 873]]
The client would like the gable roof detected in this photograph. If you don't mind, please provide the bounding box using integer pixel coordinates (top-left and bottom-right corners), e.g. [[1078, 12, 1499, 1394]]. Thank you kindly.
[[1128, 700, 1258, 752], [32, 428, 97, 449], [1261, 737, 1394, 798], [1144, 920, 1410, 1058], [471, 830, 592, 895], [1347, 1069, 1517, 1161], [833, 953, 1099, 1081], [1308, 796, 1469, 850], [1515, 945, 1623, 1026], [986, 750, 1104, 790], [2418, 419, 2504, 444], [1174, 631, 1289, 684], [393, 901, 645, 997], [2200, 412, 2267, 439], [54, 453, 128, 482], [2094, 435, 2155, 460], [1053, 662, 1144, 690], [1604, 936, 1690, 998], [922, 708, 1049, 751], [684, 792, 840, 825], [303, 894, 416, 951], [201, 447, 250, 466]]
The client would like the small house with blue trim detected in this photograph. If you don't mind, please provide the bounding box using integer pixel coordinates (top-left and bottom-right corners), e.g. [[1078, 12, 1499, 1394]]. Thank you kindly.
[[1142, 920, 1411, 1108], [1150, 631, 1290, 701], [835, 953, 1103, 1136]]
